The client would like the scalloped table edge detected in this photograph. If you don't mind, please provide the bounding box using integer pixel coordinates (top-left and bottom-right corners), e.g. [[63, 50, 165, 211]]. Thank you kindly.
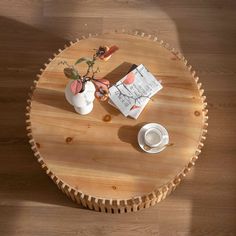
[[25, 29, 208, 214]]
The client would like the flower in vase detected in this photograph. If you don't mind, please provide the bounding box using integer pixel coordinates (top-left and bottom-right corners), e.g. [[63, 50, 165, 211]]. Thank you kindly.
[[61, 45, 119, 101], [96, 45, 119, 61]]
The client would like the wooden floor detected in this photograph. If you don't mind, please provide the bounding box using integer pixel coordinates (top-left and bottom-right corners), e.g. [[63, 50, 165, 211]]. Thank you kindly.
[[0, 1, 235, 235]]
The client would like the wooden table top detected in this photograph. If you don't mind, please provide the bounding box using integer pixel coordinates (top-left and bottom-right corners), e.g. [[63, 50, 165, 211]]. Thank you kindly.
[[26, 32, 208, 213]]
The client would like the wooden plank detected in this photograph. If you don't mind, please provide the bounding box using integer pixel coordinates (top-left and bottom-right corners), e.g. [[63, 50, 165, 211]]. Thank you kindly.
[[0, 0, 235, 234]]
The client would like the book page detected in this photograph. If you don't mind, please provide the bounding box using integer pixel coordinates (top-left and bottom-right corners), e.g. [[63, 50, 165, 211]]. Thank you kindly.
[[109, 64, 162, 118]]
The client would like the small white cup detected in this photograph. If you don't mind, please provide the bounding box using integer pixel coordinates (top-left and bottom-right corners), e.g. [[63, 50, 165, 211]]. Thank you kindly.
[[144, 128, 163, 148]]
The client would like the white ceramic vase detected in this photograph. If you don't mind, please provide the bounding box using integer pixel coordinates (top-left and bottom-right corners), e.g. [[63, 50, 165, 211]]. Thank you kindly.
[[65, 80, 96, 115]]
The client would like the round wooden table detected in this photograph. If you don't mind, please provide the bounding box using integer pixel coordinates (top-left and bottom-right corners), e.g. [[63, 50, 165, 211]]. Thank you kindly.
[[26, 31, 208, 213]]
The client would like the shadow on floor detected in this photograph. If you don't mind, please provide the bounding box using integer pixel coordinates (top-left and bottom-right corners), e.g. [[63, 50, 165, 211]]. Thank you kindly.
[[1, 0, 236, 234], [0, 16, 84, 236]]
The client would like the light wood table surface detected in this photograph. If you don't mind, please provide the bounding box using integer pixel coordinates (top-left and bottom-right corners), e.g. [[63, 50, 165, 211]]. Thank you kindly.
[[27, 32, 207, 213]]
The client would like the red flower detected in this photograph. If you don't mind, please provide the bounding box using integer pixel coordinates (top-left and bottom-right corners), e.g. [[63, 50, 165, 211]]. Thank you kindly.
[[93, 78, 110, 101], [70, 80, 83, 95], [95, 87, 109, 101], [98, 45, 119, 61]]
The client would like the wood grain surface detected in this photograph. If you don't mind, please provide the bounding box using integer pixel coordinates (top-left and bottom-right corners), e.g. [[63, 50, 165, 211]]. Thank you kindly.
[[28, 32, 207, 211], [0, 0, 235, 235]]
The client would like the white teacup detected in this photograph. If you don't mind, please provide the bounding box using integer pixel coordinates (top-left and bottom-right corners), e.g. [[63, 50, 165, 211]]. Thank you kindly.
[[144, 128, 163, 148]]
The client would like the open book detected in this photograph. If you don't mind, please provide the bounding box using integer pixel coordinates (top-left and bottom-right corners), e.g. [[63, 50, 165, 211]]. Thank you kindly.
[[108, 64, 162, 119]]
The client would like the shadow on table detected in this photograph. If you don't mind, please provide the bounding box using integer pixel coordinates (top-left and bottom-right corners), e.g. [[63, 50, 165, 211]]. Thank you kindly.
[[33, 62, 134, 115], [98, 61, 134, 116], [32, 87, 74, 113], [118, 123, 146, 153]]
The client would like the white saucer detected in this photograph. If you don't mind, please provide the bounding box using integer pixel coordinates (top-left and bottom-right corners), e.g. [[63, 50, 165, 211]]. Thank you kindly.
[[138, 123, 169, 154]]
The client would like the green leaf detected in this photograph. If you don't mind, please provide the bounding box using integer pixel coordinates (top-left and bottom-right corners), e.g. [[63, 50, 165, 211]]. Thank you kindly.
[[64, 67, 73, 79], [75, 57, 93, 65], [71, 74, 78, 80], [86, 60, 94, 67], [73, 72, 81, 80], [64, 67, 80, 80]]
